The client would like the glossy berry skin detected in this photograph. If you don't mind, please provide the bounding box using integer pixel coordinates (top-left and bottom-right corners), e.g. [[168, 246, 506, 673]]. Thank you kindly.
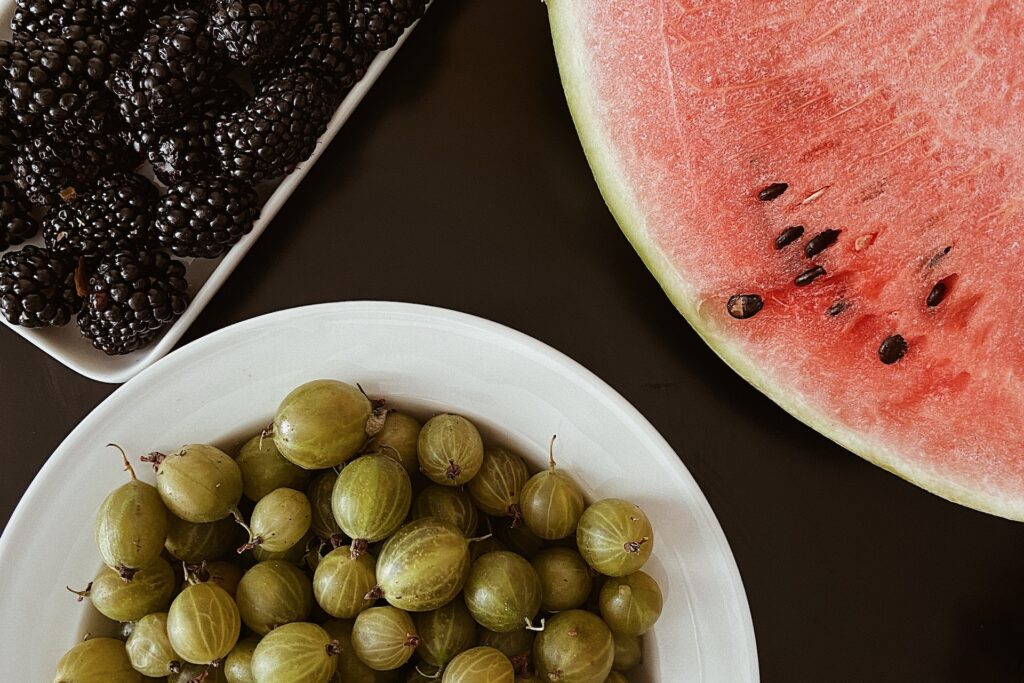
[[13, 129, 132, 207], [52, 637, 141, 683], [154, 177, 260, 259], [274, 0, 373, 92], [0, 181, 37, 251], [209, 0, 305, 66], [77, 249, 191, 355], [167, 582, 242, 665], [347, 0, 426, 52], [0, 245, 81, 328]]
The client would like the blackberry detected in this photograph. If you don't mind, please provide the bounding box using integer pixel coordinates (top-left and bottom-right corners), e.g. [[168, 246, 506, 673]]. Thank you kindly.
[[0, 181, 40, 251], [0, 41, 27, 176], [14, 130, 135, 206], [0, 245, 81, 327], [274, 0, 373, 92], [43, 172, 158, 260], [215, 68, 338, 182], [93, 0, 159, 45], [154, 177, 259, 258], [10, 0, 99, 41], [7, 28, 122, 134], [77, 249, 191, 355], [348, 0, 425, 52], [109, 9, 221, 128], [209, 0, 305, 66], [133, 80, 248, 185]]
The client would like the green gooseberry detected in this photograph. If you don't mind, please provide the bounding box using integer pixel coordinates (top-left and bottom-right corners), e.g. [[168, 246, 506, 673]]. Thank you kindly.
[[53, 637, 140, 683], [238, 487, 312, 553], [464, 551, 542, 633], [272, 379, 374, 469], [478, 627, 533, 662], [313, 546, 378, 618], [125, 612, 179, 677], [73, 557, 175, 623], [322, 619, 398, 683], [414, 597, 478, 667], [494, 517, 543, 558], [598, 571, 663, 636], [332, 454, 411, 554], [167, 582, 241, 664], [467, 448, 529, 520], [412, 485, 479, 538], [417, 414, 483, 486], [149, 444, 243, 523], [611, 632, 642, 672], [169, 663, 228, 683], [237, 433, 312, 502], [533, 610, 613, 683], [519, 447, 585, 541], [251, 530, 315, 565], [367, 411, 422, 476], [236, 560, 313, 635], [576, 499, 654, 577], [442, 646, 515, 683], [373, 518, 470, 612], [307, 472, 344, 542], [531, 547, 593, 612], [251, 622, 338, 683], [165, 515, 241, 563], [224, 636, 261, 683], [604, 673, 629, 683], [95, 446, 168, 582], [351, 606, 419, 671]]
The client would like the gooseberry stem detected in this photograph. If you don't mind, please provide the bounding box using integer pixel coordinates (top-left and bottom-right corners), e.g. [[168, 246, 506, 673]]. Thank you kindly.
[[548, 435, 558, 471], [508, 504, 523, 529], [232, 509, 262, 554], [67, 582, 93, 601], [467, 533, 493, 544], [107, 443, 137, 480], [523, 616, 547, 632], [414, 664, 442, 679], [258, 423, 273, 450]]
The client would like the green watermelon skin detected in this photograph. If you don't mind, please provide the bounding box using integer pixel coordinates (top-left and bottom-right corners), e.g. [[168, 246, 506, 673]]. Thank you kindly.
[[549, 1, 1024, 518]]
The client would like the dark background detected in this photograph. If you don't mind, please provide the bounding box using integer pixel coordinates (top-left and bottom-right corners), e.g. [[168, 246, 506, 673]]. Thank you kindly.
[[3, 3, 1023, 681]]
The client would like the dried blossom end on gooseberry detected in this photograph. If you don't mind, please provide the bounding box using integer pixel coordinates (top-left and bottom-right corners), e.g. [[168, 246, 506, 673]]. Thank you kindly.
[[141, 451, 167, 469], [349, 538, 368, 559], [624, 537, 649, 554], [445, 461, 462, 480], [404, 633, 421, 648], [364, 585, 384, 601], [117, 564, 140, 582], [326, 640, 341, 657]]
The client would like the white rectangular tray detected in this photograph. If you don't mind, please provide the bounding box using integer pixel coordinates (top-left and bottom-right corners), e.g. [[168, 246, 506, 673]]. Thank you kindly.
[[0, 3, 421, 383]]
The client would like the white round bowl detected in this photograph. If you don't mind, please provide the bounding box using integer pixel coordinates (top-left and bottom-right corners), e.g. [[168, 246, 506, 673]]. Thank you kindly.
[[0, 302, 758, 682]]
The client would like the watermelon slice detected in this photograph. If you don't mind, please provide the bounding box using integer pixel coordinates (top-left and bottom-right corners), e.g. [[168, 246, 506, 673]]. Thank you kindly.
[[549, 1, 1024, 518]]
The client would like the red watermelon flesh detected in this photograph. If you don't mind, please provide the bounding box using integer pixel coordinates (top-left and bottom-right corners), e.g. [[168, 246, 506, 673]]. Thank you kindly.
[[549, 1, 1024, 517]]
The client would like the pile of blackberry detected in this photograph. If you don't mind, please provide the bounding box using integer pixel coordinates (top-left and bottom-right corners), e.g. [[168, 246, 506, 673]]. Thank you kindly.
[[0, 0, 424, 355]]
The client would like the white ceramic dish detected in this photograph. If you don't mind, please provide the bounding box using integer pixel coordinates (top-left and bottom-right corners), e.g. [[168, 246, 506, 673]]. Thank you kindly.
[[0, 302, 759, 682], [0, 3, 423, 384]]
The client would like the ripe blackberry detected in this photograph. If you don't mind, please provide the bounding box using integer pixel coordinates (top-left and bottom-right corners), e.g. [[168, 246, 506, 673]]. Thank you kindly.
[[274, 0, 373, 92], [215, 68, 338, 182], [0, 41, 27, 177], [209, 0, 305, 66], [14, 130, 135, 206], [109, 9, 221, 127], [93, 0, 159, 45], [43, 172, 158, 260], [77, 249, 191, 355], [10, 0, 99, 41], [7, 28, 122, 134], [0, 245, 81, 327], [133, 80, 248, 185], [154, 177, 259, 258], [347, 0, 425, 52], [0, 181, 40, 251]]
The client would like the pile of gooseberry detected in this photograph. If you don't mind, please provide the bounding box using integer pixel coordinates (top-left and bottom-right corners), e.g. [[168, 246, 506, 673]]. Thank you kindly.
[[54, 379, 664, 683]]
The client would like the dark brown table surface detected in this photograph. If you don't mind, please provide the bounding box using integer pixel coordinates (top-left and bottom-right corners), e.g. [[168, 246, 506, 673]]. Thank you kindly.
[[3, 3, 1023, 681]]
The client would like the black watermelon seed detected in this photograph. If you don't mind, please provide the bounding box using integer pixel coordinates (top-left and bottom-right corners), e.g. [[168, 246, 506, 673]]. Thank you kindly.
[[927, 245, 952, 268], [727, 294, 764, 319], [926, 281, 947, 307], [878, 334, 908, 364], [758, 183, 788, 201], [794, 265, 826, 286], [826, 300, 847, 316], [804, 229, 841, 258], [774, 225, 804, 250]]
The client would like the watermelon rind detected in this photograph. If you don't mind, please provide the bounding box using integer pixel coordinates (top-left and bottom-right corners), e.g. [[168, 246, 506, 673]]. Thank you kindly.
[[546, 0, 1017, 520]]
